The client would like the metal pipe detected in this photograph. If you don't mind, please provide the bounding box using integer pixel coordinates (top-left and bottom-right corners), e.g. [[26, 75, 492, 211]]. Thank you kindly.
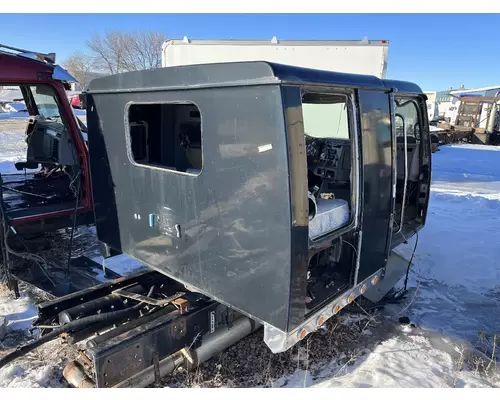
[[0, 306, 142, 370], [63, 360, 96, 388], [192, 317, 260, 366], [112, 316, 261, 388]]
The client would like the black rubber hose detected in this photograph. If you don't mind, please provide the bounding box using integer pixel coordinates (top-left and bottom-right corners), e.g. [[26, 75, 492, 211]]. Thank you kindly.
[[0, 305, 140, 369], [66, 173, 82, 282], [403, 231, 419, 291]]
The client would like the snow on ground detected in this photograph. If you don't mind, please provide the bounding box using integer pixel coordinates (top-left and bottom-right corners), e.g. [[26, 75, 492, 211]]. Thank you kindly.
[[0, 125, 34, 173], [0, 289, 37, 333], [388, 145, 500, 360], [0, 103, 26, 114], [0, 284, 75, 388], [261, 143, 500, 388], [0, 119, 499, 388], [0, 111, 30, 120], [0, 106, 85, 120]]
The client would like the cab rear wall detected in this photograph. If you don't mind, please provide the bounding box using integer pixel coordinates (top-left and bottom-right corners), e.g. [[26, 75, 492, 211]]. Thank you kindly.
[[86, 85, 294, 330]]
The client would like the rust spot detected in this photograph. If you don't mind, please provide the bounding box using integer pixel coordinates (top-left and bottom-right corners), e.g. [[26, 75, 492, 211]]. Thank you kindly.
[[172, 298, 189, 314], [78, 350, 92, 369], [63, 361, 95, 388]]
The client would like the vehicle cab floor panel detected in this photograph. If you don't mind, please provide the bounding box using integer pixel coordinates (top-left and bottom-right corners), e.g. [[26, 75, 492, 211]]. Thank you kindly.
[[1, 171, 77, 219]]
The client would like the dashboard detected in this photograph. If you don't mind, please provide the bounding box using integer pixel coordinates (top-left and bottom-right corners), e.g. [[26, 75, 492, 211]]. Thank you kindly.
[[25, 117, 78, 167], [306, 136, 350, 181]]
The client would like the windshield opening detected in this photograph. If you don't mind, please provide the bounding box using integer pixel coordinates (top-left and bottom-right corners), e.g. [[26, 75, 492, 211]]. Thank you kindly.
[[29, 85, 62, 120], [301, 93, 350, 140]]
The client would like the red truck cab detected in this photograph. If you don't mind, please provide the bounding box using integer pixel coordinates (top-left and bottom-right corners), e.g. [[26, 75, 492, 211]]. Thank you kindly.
[[0, 44, 93, 237]]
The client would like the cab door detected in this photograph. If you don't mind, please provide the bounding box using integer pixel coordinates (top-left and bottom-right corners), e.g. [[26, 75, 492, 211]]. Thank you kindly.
[[355, 89, 395, 283], [391, 94, 431, 247]]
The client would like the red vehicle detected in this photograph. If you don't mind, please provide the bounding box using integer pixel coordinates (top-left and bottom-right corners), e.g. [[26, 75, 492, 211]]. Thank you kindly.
[[0, 44, 93, 238], [69, 94, 81, 108], [69, 93, 85, 109]]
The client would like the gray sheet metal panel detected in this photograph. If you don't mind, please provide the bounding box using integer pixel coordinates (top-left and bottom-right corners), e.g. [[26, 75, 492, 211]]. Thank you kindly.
[[382, 79, 423, 95], [356, 89, 394, 282], [86, 85, 294, 331], [87, 61, 388, 95], [86, 61, 423, 97], [363, 251, 409, 303], [86, 62, 279, 93]]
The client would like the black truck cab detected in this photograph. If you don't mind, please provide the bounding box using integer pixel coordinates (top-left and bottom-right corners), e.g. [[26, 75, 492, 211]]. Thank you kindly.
[[85, 61, 431, 353]]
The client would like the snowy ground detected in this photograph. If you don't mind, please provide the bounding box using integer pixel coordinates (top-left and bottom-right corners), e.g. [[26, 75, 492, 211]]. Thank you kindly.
[[0, 105, 85, 121], [0, 119, 499, 388]]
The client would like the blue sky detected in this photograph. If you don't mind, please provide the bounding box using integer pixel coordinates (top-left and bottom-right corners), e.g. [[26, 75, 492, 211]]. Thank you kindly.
[[1, 13, 497, 91]]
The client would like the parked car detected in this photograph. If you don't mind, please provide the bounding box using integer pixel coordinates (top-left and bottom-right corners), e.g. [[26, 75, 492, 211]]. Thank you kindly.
[[69, 93, 86, 109]]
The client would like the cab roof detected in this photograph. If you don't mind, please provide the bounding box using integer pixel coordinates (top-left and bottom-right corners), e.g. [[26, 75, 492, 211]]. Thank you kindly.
[[0, 44, 76, 84], [0, 49, 54, 83], [86, 61, 423, 96]]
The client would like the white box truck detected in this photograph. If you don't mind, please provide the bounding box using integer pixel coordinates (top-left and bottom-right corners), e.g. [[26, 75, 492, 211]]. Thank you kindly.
[[161, 37, 389, 78], [161, 38, 390, 141]]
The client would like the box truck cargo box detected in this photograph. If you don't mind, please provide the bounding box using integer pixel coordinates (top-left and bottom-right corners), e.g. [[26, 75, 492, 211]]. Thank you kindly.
[[162, 38, 389, 79]]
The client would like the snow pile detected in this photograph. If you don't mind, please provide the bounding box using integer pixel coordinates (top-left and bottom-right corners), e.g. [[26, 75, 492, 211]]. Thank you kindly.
[[312, 332, 497, 388], [0, 364, 54, 388], [0, 288, 55, 388], [0, 340, 67, 388], [0, 291, 37, 332]]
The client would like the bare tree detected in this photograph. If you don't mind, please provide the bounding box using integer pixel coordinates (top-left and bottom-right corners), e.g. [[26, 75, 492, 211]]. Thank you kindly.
[[86, 31, 166, 74], [62, 52, 97, 90]]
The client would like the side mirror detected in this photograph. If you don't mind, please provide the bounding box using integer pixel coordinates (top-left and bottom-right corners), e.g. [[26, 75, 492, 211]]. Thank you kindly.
[[35, 85, 54, 97]]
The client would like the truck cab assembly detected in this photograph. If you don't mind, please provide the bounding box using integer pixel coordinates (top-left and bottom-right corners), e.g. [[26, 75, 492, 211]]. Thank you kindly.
[[0, 44, 97, 298], [0, 49, 431, 387], [0, 44, 93, 238]]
